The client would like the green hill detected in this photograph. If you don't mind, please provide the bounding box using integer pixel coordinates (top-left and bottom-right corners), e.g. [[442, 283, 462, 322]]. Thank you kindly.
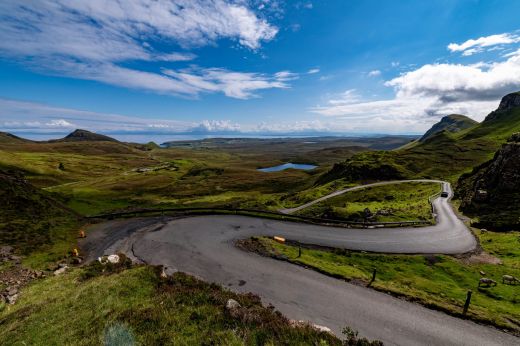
[[419, 114, 478, 142], [320, 91, 520, 184], [0, 132, 32, 144], [55, 129, 119, 143]]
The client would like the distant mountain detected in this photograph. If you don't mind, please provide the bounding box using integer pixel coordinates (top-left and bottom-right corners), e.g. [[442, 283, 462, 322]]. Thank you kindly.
[[320, 91, 520, 183], [419, 114, 477, 142], [457, 133, 520, 230], [0, 132, 32, 144], [58, 129, 118, 142]]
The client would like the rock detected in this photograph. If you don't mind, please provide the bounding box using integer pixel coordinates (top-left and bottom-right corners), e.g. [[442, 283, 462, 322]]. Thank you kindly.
[[479, 271, 486, 276], [474, 189, 488, 201], [312, 324, 332, 333], [485, 92, 520, 121], [7, 294, 19, 304], [7, 287, 17, 296], [54, 266, 68, 276], [71, 257, 83, 265], [226, 299, 241, 310], [107, 254, 120, 264], [0, 245, 13, 257]]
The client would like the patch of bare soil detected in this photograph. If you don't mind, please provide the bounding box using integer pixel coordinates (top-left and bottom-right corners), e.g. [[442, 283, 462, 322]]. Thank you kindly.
[[461, 251, 502, 265]]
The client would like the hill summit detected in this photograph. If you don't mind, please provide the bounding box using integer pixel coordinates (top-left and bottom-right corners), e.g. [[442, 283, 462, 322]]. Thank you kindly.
[[0, 132, 31, 144], [419, 114, 477, 142], [485, 91, 520, 122], [60, 129, 118, 142]]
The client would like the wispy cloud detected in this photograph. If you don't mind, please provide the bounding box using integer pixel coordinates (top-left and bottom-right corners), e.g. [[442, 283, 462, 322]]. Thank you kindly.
[[367, 70, 381, 77], [448, 33, 520, 56], [307, 68, 320, 74], [0, 1, 290, 99]]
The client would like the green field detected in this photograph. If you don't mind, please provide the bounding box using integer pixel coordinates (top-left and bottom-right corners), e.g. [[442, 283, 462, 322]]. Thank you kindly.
[[294, 181, 440, 222], [253, 229, 520, 333]]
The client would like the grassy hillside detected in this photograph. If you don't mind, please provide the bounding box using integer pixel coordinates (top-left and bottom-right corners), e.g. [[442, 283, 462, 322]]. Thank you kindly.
[[0, 170, 80, 267], [0, 265, 351, 345], [295, 182, 440, 222], [321, 93, 520, 184], [251, 229, 520, 334]]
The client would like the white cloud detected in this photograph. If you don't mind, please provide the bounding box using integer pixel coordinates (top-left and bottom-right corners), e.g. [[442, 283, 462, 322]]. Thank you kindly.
[[385, 52, 520, 102], [368, 70, 381, 77], [0, 1, 285, 99], [307, 68, 320, 74], [448, 33, 520, 56], [189, 120, 241, 133], [162, 67, 294, 99]]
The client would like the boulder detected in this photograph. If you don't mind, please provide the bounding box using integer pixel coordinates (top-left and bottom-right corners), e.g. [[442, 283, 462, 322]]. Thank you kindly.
[[107, 254, 120, 264], [6, 294, 19, 304], [226, 299, 241, 310], [54, 266, 68, 276]]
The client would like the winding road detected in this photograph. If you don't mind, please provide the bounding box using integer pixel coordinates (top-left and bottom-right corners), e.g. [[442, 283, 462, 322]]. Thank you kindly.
[[82, 181, 518, 345]]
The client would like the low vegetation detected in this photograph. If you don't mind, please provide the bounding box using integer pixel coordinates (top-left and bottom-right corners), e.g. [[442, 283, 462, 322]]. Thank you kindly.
[[0, 263, 384, 345], [250, 230, 520, 334], [294, 182, 440, 222]]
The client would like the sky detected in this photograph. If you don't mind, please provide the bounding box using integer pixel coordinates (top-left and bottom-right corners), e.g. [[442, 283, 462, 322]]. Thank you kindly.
[[1, 0, 520, 141]]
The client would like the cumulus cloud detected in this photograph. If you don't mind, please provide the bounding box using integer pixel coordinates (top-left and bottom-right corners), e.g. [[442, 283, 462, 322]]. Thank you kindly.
[[386, 53, 520, 102], [448, 33, 520, 56], [0, 1, 287, 99]]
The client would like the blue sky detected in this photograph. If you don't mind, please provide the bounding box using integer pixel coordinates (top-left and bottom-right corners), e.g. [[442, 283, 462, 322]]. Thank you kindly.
[[1, 0, 520, 140]]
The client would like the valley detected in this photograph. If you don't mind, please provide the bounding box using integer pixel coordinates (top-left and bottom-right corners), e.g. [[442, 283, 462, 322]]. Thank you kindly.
[[1, 92, 520, 345]]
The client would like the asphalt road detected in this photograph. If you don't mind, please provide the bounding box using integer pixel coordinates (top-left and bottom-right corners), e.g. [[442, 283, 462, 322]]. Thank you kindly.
[[81, 183, 518, 345]]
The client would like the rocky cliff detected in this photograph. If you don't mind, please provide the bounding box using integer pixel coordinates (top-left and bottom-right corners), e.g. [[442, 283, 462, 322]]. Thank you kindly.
[[457, 133, 520, 230]]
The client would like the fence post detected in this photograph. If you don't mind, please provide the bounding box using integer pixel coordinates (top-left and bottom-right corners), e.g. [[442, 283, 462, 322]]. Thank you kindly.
[[297, 245, 302, 258], [367, 268, 377, 287], [463, 290, 472, 316]]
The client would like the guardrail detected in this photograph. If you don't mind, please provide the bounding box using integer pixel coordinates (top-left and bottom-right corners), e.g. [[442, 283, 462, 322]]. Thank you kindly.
[[87, 207, 432, 229]]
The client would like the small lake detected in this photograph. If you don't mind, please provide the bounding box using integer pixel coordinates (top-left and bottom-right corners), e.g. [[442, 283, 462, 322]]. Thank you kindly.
[[258, 163, 317, 172]]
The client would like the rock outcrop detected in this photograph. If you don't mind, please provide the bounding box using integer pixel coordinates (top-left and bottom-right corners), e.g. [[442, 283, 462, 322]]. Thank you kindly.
[[457, 133, 520, 230], [484, 91, 520, 122]]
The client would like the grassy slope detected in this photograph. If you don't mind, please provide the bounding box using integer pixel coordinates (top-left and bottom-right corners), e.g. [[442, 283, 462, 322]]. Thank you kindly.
[[256, 229, 520, 333], [0, 266, 343, 345], [294, 182, 440, 222], [0, 170, 80, 268]]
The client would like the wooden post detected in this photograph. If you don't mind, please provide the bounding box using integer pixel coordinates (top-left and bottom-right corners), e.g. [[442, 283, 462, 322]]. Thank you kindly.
[[463, 290, 472, 316], [367, 268, 377, 287], [297, 245, 302, 258]]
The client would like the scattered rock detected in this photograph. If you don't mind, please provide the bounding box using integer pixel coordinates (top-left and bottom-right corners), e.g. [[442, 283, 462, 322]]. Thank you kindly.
[[54, 266, 68, 276], [226, 299, 241, 310], [6, 294, 19, 304], [312, 324, 332, 333], [480, 271, 486, 276], [107, 254, 120, 264]]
